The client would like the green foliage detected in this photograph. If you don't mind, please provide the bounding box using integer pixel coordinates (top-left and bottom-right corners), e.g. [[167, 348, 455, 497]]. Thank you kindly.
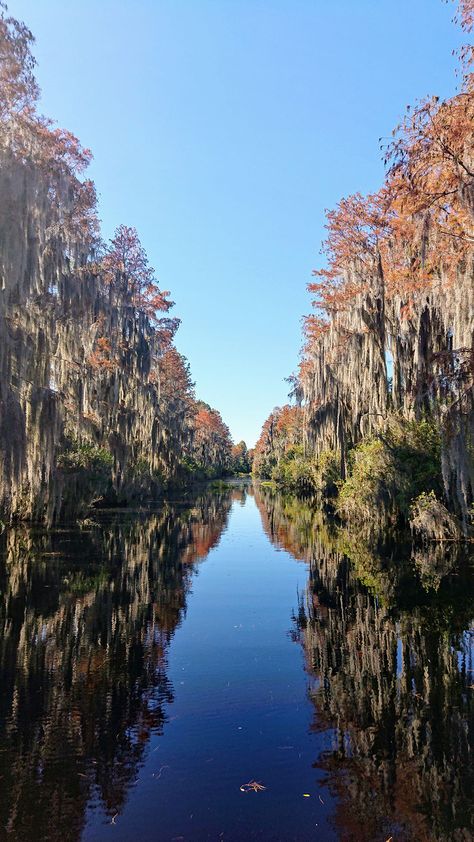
[[256, 413, 449, 539], [230, 441, 251, 474], [178, 456, 228, 483], [270, 444, 312, 491], [310, 449, 341, 498], [55, 441, 114, 520], [338, 417, 442, 528], [253, 452, 276, 480], [270, 446, 341, 497], [209, 479, 233, 491], [65, 569, 109, 595], [129, 457, 165, 487], [57, 442, 113, 476]]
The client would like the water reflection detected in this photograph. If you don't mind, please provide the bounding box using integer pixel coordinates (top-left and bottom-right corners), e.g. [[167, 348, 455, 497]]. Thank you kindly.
[[0, 490, 233, 841], [254, 485, 474, 842], [0, 482, 472, 841]]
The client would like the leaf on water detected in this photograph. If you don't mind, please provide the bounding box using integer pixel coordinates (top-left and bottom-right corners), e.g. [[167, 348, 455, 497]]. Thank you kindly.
[[240, 780, 267, 793]]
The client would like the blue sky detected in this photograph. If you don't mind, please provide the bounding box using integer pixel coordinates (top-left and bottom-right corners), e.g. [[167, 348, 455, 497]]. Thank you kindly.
[[11, 0, 463, 446]]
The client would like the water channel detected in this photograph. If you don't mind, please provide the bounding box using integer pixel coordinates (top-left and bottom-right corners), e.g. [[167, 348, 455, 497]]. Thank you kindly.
[[0, 482, 472, 841]]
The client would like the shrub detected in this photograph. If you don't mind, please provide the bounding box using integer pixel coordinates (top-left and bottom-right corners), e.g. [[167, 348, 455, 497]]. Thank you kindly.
[[311, 449, 341, 499], [57, 442, 113, 476], [409, 491, 460, 543], [56, 441, 114, 519], [270, 446, 341, 497], [337, 417, 443, 530]]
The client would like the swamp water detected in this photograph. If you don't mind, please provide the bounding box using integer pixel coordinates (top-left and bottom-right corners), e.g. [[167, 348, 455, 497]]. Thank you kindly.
[[0, 482, 472, 841]]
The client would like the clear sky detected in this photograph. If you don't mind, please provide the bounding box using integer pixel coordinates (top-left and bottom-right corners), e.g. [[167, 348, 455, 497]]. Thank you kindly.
[[10, 0, 463, 446]]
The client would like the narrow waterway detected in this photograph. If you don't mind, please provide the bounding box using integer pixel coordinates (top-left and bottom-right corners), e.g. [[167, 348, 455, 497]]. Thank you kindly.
[[0, 482, 472, 841]]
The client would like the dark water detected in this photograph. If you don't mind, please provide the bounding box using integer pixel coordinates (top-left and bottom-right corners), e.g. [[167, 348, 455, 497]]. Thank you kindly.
[[0, 482, 472, 842]]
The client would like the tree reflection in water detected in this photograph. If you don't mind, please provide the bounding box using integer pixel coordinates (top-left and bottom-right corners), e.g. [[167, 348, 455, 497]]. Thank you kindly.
[[254, 485, 474, 842], [0, 490, 233, 842], [0, 482, 471, 842]]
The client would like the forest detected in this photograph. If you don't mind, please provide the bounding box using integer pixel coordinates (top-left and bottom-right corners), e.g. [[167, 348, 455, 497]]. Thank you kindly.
[[0, 0, 472, 536], [254, 0, 474, 541], [0, 3, 472, 840], [0, 3, 254, 525]]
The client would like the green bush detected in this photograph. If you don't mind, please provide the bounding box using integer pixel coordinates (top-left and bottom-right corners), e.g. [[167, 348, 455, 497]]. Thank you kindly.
[[311, 449, 341, 498], [178, 457, 228, 483], [57, 442, 113, 476], [337, 417, 442, 529], [270, 446, 341, 497], [56, 440, 114, 519]]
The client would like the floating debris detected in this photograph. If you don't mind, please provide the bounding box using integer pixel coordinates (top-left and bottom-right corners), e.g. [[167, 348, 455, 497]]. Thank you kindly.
[[240, 780, 267, 793]]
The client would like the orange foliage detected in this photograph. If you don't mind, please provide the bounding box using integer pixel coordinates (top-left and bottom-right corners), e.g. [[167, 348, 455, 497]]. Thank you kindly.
[[102, 226, 180, 335], [0, 5, 99, 247], [254, 405, 302, 463], [301, 0, 474, 385], [455, 0, 474, 30], [192, 403, 233, 469], [87, 337, 116, 372], [384, 92, 474, 288], [310, 190, 391, 287], [0, 3, 38, 120], [158, 347, 194, 403]]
